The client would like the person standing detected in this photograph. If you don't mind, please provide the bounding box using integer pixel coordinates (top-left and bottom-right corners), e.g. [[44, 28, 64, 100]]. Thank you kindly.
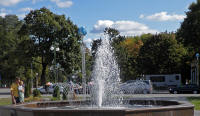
[[18, 81, 24, 103], [10, 77, 20, 104]]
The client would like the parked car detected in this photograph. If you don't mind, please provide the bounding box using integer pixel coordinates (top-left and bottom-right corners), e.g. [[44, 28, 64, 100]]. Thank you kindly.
[[74, 83, 91, 94], [120, 80, 153, 94], [38, 84, 63, 94], [169, 84, 200, 94]]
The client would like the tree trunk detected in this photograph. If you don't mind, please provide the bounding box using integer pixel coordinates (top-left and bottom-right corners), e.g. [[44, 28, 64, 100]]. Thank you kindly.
[[41, 63, 47, 85]]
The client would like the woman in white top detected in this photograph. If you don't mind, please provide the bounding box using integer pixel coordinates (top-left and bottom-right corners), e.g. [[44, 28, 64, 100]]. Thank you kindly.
[[18, 81, 24, 103]]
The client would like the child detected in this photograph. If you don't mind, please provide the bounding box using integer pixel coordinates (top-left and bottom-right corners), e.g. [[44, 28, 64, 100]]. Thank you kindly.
[[18, 81, 24, 103]]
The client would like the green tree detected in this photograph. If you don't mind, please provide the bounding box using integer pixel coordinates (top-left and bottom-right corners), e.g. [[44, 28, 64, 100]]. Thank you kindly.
[[91, 39, 102, 58], [176, 0, 200, 83], [0, 15, 24, 85], [137, 33, 187, 75], [85, 47, 92, 82], [104, 27, 120, 39], [177, 0, 200, 52], [19, 7, 81, 85], [119, 36, 144, 81]]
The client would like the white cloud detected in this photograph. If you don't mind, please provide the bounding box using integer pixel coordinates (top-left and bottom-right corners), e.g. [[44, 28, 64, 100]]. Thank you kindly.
[[91, 20, 114, 33], [16, 7, 33, 19], [51, 0, 73, 8], [0, 0, 23, 6], [139, 14, 144, 19], [17, 13, 27, 19], [17, 14, 25, 19], [32, 0, 43, 4], [18, 7, 33, 12], [0, 12, 6, 17], [84, 38, 93, 44], [140, 12, 186, 21], [0, 8, 7, 17], [32, 0, 36, 4], [0, 9, 25, 19], [91, 20, 158, 36]]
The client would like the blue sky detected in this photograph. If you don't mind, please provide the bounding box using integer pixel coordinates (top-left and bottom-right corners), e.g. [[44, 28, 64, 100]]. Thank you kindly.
[[0, 0, 196, 46]]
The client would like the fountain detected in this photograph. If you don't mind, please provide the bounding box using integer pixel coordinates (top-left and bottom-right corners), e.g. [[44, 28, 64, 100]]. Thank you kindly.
[[0, 34, 194, 116], [90, 36, 123, 108]]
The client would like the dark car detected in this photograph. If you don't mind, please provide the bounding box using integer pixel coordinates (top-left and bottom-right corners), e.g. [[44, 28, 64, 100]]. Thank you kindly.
[[169, 84, 200, 94]]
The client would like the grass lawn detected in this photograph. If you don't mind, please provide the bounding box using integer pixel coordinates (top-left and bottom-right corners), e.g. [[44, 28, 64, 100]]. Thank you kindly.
[[187, 97, 200, 110], [0, 96, 51, 106], [0, 98, 12, 106]]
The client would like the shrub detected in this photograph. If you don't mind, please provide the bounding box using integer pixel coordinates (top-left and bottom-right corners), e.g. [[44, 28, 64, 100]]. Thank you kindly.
[[33, 89, 41, 97], [24, 96, 41, 102], [53, 86, 60, 100], [51, 97, 60, 101]]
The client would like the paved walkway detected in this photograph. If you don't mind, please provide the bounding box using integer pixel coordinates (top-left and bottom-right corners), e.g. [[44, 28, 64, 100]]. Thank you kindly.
[[195, 110, 200, 116], [0, 88, 10, 98]]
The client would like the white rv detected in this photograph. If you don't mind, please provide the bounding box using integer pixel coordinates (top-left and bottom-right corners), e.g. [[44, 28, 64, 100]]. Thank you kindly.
[[144, 74, 181, 88]]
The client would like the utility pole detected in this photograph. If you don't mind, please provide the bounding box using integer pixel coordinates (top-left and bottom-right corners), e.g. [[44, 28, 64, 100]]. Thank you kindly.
[[36, 73, 38, 89]]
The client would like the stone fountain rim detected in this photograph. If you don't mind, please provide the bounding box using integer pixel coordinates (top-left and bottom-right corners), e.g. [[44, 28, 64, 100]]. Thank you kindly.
[[0, 99, 194, 113]]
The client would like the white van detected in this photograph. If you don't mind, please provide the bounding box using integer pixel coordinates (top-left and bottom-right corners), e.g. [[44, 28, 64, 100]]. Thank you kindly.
[[144, 74, 181, 88]]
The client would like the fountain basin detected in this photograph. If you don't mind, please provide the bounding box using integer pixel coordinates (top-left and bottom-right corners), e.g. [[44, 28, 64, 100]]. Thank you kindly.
[[0, 100, 194, 116]]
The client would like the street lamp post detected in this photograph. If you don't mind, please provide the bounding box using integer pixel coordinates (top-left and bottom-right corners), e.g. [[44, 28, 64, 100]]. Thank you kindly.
[[78, 27, 87, 100], [36, 73, 38, 89], [196, 53, 199, 85], [31, 63, 33, 89], [50, 42, 60, 83]]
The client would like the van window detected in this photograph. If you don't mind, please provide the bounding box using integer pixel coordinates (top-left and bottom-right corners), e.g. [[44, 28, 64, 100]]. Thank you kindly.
[[150, 76, 165, 82], [175, 76, 179, 80]]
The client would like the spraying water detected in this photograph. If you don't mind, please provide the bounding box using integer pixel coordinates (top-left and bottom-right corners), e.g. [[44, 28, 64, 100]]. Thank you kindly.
[[91, 36, 123, 107]]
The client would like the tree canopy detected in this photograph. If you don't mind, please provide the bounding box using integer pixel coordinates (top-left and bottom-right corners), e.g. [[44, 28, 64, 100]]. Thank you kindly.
[[19, 7, 82, 85], [137, 33, 187, 75], [177, 0, 200, 52]]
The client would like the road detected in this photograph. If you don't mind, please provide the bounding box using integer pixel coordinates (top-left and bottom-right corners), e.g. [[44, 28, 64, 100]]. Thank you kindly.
[[1, 88, 200, 98], [0, 88, 10, 98]]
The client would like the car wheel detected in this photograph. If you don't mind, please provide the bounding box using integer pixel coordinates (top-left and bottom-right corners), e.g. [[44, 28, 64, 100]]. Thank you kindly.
[[193, 90, 198, 94], [173, 91, 178, 94]]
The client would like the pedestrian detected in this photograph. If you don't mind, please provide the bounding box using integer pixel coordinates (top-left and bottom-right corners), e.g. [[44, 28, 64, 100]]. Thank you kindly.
[[18, 81, 24, 103], [10, 77, 20, 104]]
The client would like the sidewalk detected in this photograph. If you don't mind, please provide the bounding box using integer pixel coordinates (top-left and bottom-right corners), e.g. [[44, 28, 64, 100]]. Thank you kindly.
[[195, 110, 200, 116], [152, 90, 169, 94], [0, 88, 10, 98]]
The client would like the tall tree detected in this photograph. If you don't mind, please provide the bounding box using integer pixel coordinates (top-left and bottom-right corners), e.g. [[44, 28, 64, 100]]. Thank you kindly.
[[104, 27, 120, 39], [19, 7, 81, 85], [91, 39, 102, 58], [0, 15, 23, 85], [177, 0, 200, 52], [119, 36, 144, 81], [137, 33, 187, 75]]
